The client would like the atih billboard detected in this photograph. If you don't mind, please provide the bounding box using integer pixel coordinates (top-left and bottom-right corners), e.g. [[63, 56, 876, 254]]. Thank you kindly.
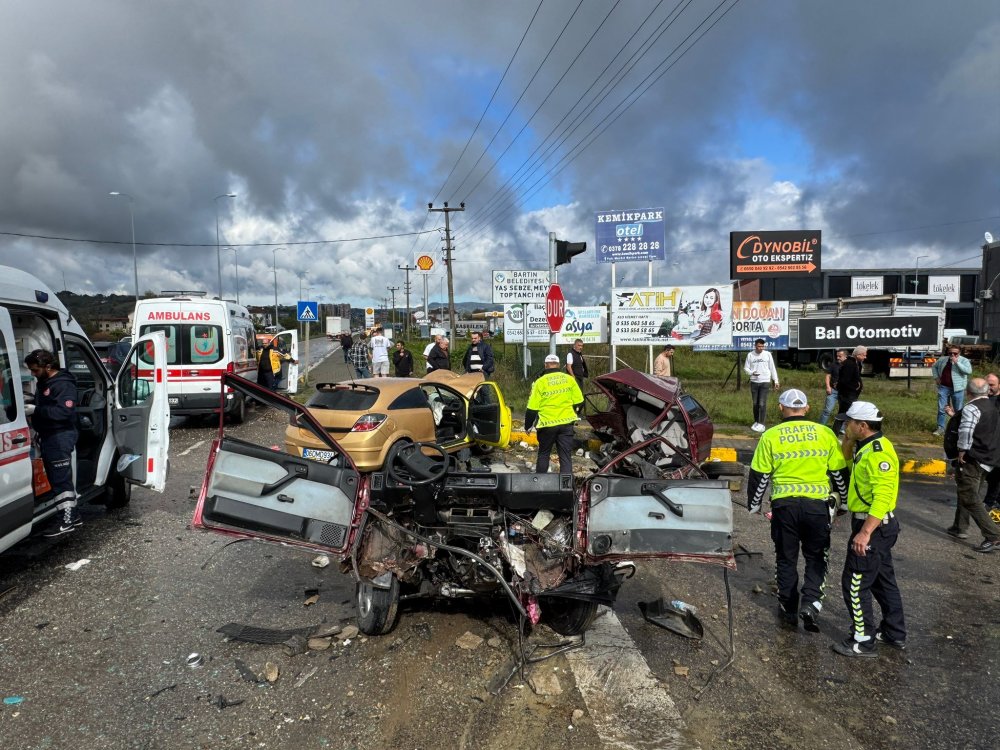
[[730, 230, 822, 279]]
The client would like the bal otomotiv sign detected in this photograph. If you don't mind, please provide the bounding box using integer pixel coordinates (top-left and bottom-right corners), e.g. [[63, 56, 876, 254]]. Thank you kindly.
[[797, 316, 940, 349]]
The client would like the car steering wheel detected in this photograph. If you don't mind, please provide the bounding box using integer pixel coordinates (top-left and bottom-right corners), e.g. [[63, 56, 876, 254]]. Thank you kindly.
[[386, 442, 449, 486]]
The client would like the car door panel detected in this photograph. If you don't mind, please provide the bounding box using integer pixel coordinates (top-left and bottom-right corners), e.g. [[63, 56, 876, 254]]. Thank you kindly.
[[586, 476, 733, 562], [0, 307, 33, 551], [112, 331, 170, 491], [199, 436, 358, 553], [272, 330, 298, 394], [468, 381, 511, 447]]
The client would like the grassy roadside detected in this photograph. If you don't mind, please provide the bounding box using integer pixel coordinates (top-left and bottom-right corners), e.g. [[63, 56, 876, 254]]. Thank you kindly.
[[440, 338, 999, 445]]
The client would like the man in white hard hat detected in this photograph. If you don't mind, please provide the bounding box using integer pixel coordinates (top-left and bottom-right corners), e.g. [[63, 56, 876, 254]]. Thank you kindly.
[[524, 354, 583, 475], [832, 401, 906, 657]]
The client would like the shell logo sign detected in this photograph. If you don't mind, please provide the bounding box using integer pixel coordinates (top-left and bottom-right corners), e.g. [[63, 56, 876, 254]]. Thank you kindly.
[[416, 255, 434, 271]]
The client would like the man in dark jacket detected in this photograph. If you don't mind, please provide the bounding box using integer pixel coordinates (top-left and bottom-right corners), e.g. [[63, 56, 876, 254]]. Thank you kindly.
[[427, 337, 451, 372], [836, 345, 867, 417], [25, 350, 81, 537], [392, 341, 414, 377], [462, 331, 494, 378], [945, 377, 1000, 553], [339, 332, 353, 364]]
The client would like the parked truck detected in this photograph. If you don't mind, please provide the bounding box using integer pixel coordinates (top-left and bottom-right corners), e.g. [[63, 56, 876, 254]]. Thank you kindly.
[[777, 294, 947, 378], [325, 316, 350, 339]]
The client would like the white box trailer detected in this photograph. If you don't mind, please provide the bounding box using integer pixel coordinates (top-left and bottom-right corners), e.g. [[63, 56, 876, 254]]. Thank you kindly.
[[326, 316, 350, 337], [780, 294, 947, 377]]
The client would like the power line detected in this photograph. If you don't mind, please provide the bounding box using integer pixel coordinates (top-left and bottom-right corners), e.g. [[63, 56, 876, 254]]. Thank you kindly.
[[460, 0, 743, 245], [457, 0, 697, 240], [431, 0, 544, 205], [0, 228, 442, 249], [446, 0, 586, 201]]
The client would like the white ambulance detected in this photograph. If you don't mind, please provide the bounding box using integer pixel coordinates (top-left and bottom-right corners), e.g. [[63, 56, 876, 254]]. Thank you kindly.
[[0, 266, 170, 555], [132, 294, 298, 423]]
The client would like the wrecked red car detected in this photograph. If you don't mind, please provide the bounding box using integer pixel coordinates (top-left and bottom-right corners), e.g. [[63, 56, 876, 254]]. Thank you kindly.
[[193, 374, 734, 637]]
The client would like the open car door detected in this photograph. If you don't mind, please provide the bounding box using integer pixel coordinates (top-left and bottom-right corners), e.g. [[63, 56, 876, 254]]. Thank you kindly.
[[193, 374, 360, 555], [585, 476, 734, 565], [114, 331, 170, 491], [271, 329, 299, 395], [467, 381, 511, 448]]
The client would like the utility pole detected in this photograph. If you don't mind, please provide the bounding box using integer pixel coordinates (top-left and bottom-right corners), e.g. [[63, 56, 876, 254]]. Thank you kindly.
[[386, 285, 399, 332], [428, 202, 464, 338], [397, 262, 415, 339]]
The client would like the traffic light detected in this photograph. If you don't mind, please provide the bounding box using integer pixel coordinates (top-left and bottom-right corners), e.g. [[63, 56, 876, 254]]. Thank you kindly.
[[555, 240, 587, 266]]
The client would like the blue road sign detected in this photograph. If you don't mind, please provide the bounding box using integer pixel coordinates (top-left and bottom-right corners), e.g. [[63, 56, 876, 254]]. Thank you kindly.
[[297, 300, 318, 322], [595, 207, 666, 263]]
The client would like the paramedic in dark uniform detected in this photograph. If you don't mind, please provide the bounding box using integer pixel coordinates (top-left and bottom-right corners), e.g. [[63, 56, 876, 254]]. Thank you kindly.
[[832, 401, 906, 657], [748, 389, 849, 630], [25, 349, 82, 537]]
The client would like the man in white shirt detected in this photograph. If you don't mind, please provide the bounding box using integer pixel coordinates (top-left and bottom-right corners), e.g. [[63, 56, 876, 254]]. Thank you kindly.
[[368, 326, 391, 377], [743, 338, 780, 432]]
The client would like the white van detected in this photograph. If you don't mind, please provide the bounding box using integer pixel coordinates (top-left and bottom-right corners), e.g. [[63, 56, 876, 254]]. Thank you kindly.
[[0, 266, 170, 555], [132, 294, 298, 423]]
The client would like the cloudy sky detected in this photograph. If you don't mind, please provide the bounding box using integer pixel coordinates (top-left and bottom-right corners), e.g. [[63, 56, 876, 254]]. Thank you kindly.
[[1, 0, 998, 309]]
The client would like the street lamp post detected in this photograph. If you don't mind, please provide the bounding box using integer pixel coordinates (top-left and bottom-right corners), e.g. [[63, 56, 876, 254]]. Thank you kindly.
[[109, 192, 138, 299], [272, 247, 284, 328], [214, 193, 237, 298], [227, 247, 240, 304]]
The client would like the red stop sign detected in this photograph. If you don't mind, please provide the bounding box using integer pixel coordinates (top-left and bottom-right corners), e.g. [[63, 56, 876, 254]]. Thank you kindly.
[[545, 283, 566, 333]]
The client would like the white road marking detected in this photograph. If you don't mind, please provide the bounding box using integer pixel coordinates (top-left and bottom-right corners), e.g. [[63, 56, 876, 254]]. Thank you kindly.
[[566, 608, 693, 750], [179, 440, 206, 456]]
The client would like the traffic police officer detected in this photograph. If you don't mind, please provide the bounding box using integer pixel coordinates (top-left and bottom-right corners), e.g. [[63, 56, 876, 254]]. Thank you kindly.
[[748, 389, 849, 630], [832, 401, 907, 657], [524, 354, 583, 474]]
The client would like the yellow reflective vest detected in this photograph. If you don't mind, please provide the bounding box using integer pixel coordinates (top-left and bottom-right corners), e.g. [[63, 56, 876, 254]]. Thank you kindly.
[[847, 434, 899, 519], [750, 418, 848, 500], [526, 370, 583, 429]]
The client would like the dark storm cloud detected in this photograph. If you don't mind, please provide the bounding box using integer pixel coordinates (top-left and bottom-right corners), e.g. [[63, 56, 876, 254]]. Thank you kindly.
[[0, 0, 995, 305]]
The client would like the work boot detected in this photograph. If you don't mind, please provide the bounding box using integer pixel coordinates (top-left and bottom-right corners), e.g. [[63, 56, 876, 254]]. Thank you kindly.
[[831, 637, 877, 658], [799, 602, 821, 633], [874, 630, 906, 651]]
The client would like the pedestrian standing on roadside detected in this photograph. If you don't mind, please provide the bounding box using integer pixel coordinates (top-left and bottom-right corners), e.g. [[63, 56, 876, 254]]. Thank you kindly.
[[427, 337, 451, 372], [744, 338, 779, 432], [836, 346, 866, 417], [981, 373, 1000, 516], [748, 389, 849, 630], [653, 344, 675, 378], [347, 333, 372, 378], [339, 331, 353, 364], [832, 401, 906, 657], [423, 335, 441, 372], [25, 350, 82, 537], [462, 331, 495, 379], [368, 326, 391, 377], [525, 354, 583, 475], [943, 378, 1000, 552], [819, 349, 848, 425], [391, 340, 414, 377], [565, 338, 589, 391], [931, 345, 972, 436]]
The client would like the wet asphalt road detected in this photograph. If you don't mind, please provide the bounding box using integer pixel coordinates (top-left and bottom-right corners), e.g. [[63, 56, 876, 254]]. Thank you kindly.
[[2, 352, 998, 749]]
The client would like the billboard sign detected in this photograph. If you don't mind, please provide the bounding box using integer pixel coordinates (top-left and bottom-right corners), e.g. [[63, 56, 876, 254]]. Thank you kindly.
[[595, 208, 666, 263], [928, 275, 960, 303], [611, 285, 733, 346], [730, 301, 789, 351], [504, 305, 607, 344], [851, 276, 884, 297], [797, 316, 941, 349], [730, 230, 821, 279], [492, 269, 550, 303]]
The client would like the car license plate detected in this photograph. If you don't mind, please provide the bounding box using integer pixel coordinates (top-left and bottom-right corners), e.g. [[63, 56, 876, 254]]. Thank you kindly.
[[303, 448, 337, 462], [168, 397, 179, 405]]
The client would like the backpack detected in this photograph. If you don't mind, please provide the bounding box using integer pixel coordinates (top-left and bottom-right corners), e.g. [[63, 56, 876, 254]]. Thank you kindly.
[[943, 411, 961, 459]]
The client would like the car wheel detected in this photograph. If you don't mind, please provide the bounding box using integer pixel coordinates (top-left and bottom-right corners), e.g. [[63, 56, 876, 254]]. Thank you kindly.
[[104, 460, 132, 509], [543, 597, 599, 636], [356, 577, 400, 635], [816, 351, 835, 372], [227, 394, 246, 425], [471, 442, 495, 457], [701, 461, 744, 478]]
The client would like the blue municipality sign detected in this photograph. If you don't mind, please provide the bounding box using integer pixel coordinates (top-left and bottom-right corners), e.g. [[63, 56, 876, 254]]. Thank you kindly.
[[296, 300, 318, 322], [595, 207, 666, 264]]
